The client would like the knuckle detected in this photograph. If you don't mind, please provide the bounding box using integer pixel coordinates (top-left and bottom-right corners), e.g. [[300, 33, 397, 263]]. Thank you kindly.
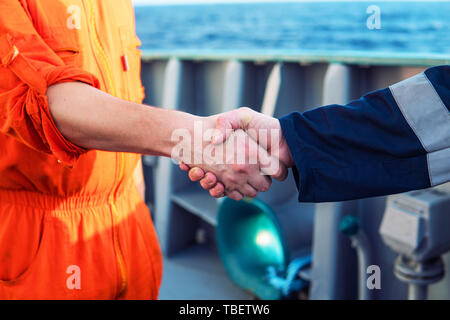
[[261, 182, 270, 192], [239, 106, 252, 114], [227, 190, 241, 201], [232, 164, 248, 174], [216, 184, 225, 193], [231, 194, 243, 201], [274, 166, 284, 180], [227, 193, 236, 201], [188, 168, 202, 181], [212, 189, 224, 198], [216, 115, 226, 127], [248, 190, 257, 198], [224, 173, 239, 185], [205, 172, 216, 184]]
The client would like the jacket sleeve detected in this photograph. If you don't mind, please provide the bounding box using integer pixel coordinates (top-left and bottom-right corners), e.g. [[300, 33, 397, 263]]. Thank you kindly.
[[0, 1, 100, 166], [279, 65, 450, 203]]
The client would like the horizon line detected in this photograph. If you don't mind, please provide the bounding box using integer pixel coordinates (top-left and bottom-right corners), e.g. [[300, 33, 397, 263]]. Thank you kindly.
[[133, 0, 450, 6]]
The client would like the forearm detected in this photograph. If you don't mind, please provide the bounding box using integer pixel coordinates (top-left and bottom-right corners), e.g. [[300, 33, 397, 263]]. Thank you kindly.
[[47, 82, 201, 158]]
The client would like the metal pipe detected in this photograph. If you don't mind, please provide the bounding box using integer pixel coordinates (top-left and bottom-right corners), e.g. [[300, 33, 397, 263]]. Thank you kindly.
[[350, 232, 371, 300], [408, 284, 428, 300], [339, 215, 372, 300]]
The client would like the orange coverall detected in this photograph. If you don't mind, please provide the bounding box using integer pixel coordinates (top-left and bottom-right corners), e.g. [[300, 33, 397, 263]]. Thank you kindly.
[[0, 0, 162, 299]]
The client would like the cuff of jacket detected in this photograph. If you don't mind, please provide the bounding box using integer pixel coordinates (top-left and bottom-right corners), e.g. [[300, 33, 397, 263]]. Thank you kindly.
[[279, 112, 314, 203]]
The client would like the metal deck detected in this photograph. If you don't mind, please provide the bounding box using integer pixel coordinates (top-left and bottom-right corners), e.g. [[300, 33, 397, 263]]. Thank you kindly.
[[159, 244, 252, 300]]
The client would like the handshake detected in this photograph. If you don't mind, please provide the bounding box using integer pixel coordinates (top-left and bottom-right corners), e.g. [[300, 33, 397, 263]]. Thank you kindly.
[[173, 107, 294, 201]]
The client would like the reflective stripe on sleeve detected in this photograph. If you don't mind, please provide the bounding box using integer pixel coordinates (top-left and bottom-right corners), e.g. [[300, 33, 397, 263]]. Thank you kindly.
[[390, 72, 450, 186], [428, 148, 450, 186]]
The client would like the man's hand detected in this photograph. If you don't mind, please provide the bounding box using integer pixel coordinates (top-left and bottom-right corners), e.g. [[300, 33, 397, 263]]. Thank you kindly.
[[180, 107, 294, 199], [177, 117, 285, 201]]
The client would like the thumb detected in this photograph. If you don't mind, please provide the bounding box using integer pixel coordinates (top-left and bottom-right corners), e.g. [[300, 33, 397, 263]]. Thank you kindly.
[[211, 113, 234, 145], [211, 108, 252, 145]]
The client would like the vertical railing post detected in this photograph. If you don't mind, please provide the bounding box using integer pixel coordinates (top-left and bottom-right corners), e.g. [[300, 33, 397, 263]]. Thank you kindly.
[[222, 60, 244, 112], [309, 63, 359, 299], [154, 58, 189, 256]]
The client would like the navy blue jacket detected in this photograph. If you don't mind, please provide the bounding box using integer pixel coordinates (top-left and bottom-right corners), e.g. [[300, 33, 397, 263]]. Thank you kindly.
[[279, 65, 450, 202]]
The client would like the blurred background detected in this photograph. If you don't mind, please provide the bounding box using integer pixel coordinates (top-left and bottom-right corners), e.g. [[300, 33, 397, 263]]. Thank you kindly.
[[133, 0, 450, 300]]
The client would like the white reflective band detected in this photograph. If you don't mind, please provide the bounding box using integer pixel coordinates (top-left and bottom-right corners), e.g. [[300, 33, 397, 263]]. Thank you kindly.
[[428, 148, 450, 186], [390, 73, 450, 153], [390, 72, 450, 186]]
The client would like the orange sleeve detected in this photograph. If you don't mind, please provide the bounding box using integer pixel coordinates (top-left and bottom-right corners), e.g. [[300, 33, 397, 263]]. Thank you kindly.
[[0, 1, 100, 166]]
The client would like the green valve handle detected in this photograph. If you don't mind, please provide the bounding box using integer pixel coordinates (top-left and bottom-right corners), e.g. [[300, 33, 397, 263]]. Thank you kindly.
[[339, 215, 360, 237]]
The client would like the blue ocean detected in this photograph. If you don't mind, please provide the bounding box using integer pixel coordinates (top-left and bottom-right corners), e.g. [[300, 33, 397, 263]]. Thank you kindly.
[[134, 1, 450, 55]]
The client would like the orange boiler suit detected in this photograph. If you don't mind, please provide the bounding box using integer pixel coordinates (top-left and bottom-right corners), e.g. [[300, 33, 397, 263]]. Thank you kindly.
[[0, 0, 163, 299]]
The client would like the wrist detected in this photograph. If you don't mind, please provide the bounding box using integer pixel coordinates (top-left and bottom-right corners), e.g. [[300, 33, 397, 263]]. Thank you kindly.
[[171, 113, 205, 160], [282, 141, 295, 168], [167, 113, 214, 163], [277, 120, 295, 168], [138, 107, 204, 158], [186, 115, 218, 165]]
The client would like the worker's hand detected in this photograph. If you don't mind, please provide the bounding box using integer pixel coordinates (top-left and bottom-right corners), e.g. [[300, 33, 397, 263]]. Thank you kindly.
[[180, 108, 293, 199], [176, 120, 284, 201]]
